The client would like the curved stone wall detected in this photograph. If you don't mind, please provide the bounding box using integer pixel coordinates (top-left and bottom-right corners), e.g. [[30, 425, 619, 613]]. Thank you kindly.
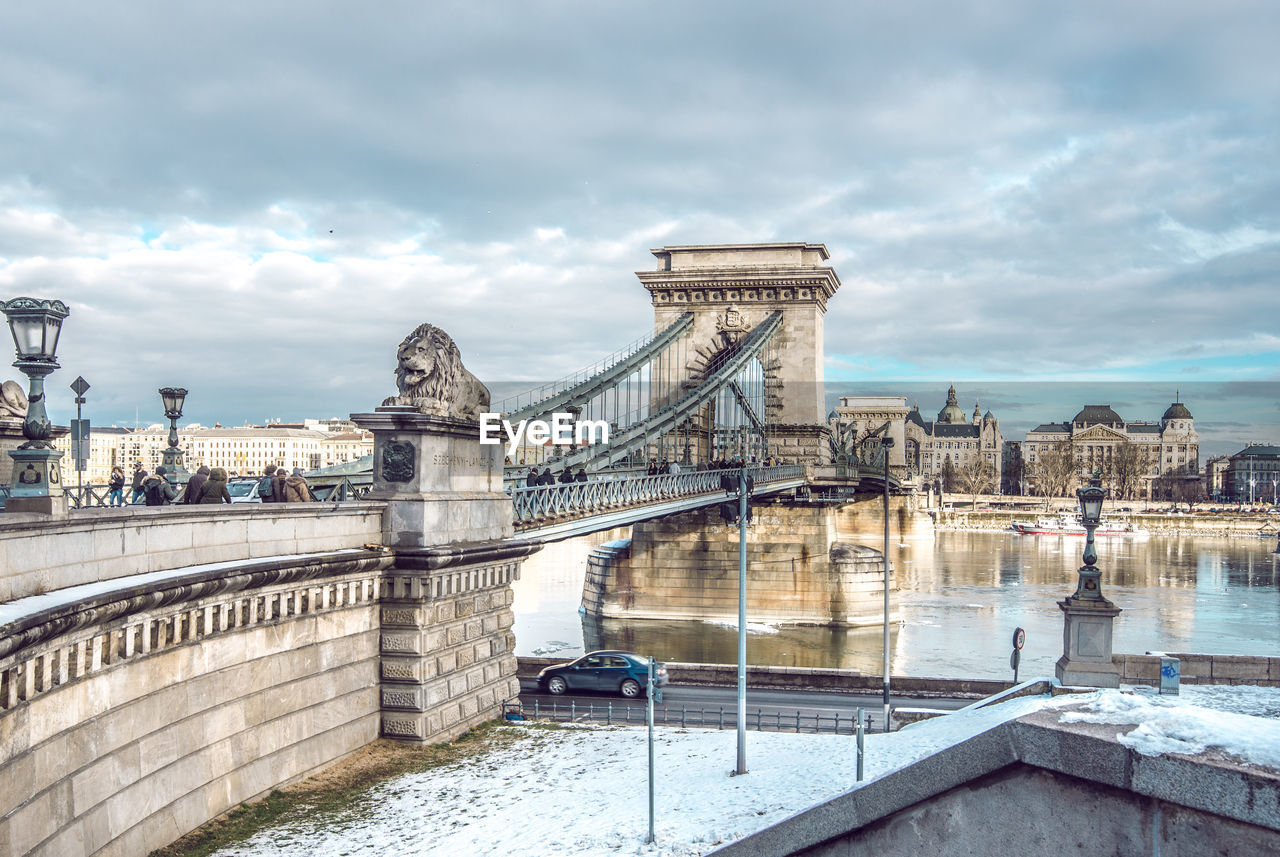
[[0, 503, 385, 604], [0, 551, 391, 857]]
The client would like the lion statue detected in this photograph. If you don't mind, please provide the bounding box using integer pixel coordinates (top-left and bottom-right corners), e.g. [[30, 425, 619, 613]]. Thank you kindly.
[[0, 380, 27, 420], [381, 323, 490, 420]]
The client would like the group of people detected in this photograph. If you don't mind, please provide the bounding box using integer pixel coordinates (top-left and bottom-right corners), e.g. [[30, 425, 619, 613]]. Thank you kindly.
[[644, 454, 779, 475], [524, 467, 588, 487], [101, 461, 313, 506], [256, 464, 316, 503]]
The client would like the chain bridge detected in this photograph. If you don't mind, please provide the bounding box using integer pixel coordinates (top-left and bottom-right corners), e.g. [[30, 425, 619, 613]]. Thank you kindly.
[[489, 243, 901, 542]]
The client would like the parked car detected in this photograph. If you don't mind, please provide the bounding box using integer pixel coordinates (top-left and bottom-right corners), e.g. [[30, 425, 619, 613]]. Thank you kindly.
[[226, 477, 263, 504], [536, 650, 668, 698]]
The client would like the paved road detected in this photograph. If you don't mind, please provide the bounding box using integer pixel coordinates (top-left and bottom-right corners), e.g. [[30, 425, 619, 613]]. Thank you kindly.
[[517, 679, 972, 732]]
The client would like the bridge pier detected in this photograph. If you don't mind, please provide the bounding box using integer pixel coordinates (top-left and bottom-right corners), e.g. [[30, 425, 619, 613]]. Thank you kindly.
[[353, 407, 541, 743], [583, 502, 899, 628]]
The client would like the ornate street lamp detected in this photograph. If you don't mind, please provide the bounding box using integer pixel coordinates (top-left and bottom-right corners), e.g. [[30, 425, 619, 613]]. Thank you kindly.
[[1055, 468, 1122, 687], [158, 386, 189, 481], [2, 296, 70, 513], [1071, 470, 1109, 602]]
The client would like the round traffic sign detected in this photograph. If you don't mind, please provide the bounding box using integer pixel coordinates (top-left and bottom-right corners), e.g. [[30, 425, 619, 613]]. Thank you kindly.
[[1013, 627, 1025, 650]]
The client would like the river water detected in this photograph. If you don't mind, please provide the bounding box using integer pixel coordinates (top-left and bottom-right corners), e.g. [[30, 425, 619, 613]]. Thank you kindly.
[[511, 526, 1280, 680]]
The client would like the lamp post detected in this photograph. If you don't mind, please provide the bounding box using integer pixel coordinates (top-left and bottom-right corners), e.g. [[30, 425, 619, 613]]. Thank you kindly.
[[733, 463, 750, 776], [1054, 469, 1122, 688], [2, 297, 70, 514], [158, 386, 189, 483], [880, 434, 894, 731]]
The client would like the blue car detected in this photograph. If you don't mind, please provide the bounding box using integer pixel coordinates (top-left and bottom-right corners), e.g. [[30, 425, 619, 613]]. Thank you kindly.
[[537, 650, 668, 699]]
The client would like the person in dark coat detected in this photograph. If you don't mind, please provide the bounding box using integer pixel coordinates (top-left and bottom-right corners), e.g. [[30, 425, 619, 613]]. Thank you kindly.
[[574, 468, 587, 483], [538, 468, 553, 486], [258, 464, 278, 503], [142, 466, 178, 506], [558, 468, 574, 485], [198, 467, 232, 504], [284, 467, 314, 502], [107, 466, 126, 506], [525, 468, 538, 488], [271, 466, 288, 502], [184, 465, 211, 504], [130, 462, 148, 504]]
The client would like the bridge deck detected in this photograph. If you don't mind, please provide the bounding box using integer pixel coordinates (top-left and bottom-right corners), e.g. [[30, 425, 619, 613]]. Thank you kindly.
[[510, 465, 805, 542]]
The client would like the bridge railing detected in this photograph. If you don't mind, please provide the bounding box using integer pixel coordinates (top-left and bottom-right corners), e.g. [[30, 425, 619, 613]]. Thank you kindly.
[[508, 464, 804, 525]]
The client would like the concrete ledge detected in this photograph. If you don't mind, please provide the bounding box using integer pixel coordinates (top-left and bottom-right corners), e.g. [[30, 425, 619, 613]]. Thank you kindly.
[[1116, 652, 1276, 687], [711, 703, 1280, 856]]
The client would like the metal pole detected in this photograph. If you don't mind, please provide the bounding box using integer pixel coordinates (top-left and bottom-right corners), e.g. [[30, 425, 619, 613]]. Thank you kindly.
[[647, 657, 655, 845], [882, 441, 892, 732], [75, 395, 84, 499], [736, 466, 748, 775], [856, 706, 865, 781]]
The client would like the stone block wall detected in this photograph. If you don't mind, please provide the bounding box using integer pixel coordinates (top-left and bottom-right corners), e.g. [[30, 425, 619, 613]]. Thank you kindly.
[[379, 557, 523, 743], [584, 504, 896, 627], [1115, 652, 1279, 687], [0, 559, 386, 857]]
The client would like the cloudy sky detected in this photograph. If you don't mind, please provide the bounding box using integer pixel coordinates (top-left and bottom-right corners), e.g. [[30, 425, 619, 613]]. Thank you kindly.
[[1, 2, 1276, 455]]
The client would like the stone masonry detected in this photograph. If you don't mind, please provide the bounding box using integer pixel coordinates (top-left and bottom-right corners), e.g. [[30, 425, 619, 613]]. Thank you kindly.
[[637, 243, 840, 465], [583, 504, 897, 627]]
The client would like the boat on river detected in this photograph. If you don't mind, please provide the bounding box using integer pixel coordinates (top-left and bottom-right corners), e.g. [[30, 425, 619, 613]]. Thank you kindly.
[[1010, 515, 1150, 537]]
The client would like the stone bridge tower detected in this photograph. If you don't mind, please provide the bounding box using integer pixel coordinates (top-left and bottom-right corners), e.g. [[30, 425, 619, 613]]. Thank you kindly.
[[637, 243, 840, 464]]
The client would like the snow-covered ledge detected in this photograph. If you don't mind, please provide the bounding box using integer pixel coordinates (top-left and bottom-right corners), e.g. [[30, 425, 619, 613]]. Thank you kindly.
[[712, 700, 1280, 856]]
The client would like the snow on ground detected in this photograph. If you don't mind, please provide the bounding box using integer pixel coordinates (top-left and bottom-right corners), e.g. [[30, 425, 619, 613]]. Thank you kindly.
[[208, 685, 1280, 857]]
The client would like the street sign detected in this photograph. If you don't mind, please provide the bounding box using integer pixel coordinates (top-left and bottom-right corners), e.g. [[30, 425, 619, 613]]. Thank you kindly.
[[70, 376, 90, 398], [1010, 627, 1025, 683], [71, 419, 91, 465]]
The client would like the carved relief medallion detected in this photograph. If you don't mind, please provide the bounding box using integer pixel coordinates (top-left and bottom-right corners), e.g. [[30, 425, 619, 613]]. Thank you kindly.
[[382, 441, 416, 483]]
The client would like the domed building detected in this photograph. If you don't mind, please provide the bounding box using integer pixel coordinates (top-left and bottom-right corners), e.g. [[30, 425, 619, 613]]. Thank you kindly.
[[1023, 397, 1199, 498], [903, 385, 1003, 484]]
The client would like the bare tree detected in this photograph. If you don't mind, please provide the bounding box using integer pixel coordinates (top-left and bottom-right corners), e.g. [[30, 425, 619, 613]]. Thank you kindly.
[[940, 456, 957, 493], [1002, 445, 1025, 495], [1108, 441, 1146, 501], [1030, 440, 1078, 503], [958, 456, 996, 509]]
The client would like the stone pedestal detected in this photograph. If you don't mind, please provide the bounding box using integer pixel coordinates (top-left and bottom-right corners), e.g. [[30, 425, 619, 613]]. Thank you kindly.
[[0, 419, 26, 486], [352, 407, 509, 547], [352, 405, 541, 743], [6, 444, 68, 516], [1056, 596, 1122, 688]]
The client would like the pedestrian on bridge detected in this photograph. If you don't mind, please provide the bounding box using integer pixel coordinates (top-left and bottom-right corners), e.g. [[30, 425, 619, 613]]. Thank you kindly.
[[538, 468, 554, 486], [142, 466, 177, 506], [106, 467, 125, 507], [525, 468, 538, 488], [258, 465, 278, 503], [129, 462, 147, 504], [183, 465, 211, 504], [574, 468, 587, 483], [199, 467, 232, 504], [284, 467, 315, 502], [558, 468, 574, 485]]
